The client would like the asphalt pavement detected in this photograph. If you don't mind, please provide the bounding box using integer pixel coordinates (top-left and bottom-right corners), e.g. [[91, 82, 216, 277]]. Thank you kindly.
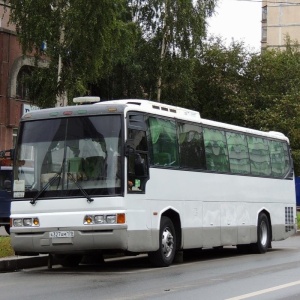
[[1, 226, 299, 273]]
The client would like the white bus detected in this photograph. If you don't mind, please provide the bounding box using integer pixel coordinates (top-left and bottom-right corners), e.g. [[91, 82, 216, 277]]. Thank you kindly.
[[10, 98, 296, 267]]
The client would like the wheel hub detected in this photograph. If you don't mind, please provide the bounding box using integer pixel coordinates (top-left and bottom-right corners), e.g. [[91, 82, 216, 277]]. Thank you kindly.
[[162, 228, 174, 258]]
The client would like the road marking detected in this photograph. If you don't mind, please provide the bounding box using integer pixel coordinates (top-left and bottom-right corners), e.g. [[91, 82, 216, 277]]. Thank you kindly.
[[226, 280, 300, 300]]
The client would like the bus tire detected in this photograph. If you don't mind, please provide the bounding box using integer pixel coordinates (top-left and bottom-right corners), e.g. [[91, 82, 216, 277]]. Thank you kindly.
[[148, 216, 176, 267], [54, 254, 82, 268], [252, 213, 270, 254]]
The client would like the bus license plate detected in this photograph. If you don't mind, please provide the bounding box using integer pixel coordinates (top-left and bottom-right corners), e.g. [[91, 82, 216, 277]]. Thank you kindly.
[[49, 231, 75, 238]]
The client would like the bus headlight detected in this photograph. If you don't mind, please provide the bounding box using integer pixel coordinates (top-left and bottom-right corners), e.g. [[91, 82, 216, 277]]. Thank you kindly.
[[13, 218, 23, 227], [23, 218, 32, 226], [106, 215, 116, 224], [94, 215, 104, 224], [83, 213, 125, 225], [12, 217, 40, 227]]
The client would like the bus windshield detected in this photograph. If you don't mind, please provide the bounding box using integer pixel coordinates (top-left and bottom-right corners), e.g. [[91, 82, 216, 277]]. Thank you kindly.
[[14, 115, 122, 199]]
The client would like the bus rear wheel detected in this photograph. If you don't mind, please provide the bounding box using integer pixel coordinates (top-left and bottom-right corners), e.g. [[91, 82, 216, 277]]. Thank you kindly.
[[252, 213, 270, 254], [148, 216, 176, 267]]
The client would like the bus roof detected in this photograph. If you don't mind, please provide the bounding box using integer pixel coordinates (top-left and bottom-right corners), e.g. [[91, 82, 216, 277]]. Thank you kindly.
[[20, 99, 289, 142], [95, 99, 201, 121]]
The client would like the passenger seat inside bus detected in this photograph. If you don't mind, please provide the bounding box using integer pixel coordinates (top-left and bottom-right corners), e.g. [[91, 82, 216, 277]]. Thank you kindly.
[[84, 156, 106, 180], [68, 157, 85, 181]]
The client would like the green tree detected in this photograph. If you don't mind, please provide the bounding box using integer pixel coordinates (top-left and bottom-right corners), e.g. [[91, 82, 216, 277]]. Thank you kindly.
[[245, 44, 300, 175], [7, 0, 136, 107], [192, 38, 300, 175], [191, 37, 254, 125], [129, 0, 217, 101]]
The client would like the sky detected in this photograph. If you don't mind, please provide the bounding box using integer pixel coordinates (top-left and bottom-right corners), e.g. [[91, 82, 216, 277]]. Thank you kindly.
[[207, 0, 262, 51]]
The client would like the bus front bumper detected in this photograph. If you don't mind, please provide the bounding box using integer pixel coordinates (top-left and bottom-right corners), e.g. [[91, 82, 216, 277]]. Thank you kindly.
[[11, 225, 128, 255]]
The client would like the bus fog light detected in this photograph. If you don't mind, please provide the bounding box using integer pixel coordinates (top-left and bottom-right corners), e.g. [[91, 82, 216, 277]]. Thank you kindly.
[[106, 215, 116, 224], [23, 218, 33, 226], [13, 219, 23, 227], [94, 215, 104, 224], [84, 215, 94, 225], [33, 218, 40, 226]]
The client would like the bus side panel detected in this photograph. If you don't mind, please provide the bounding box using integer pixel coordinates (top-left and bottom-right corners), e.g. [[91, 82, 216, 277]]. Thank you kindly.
[[126, 193, 159, 252], [147, 169, 296, 250], [182, 201, 203, 248]]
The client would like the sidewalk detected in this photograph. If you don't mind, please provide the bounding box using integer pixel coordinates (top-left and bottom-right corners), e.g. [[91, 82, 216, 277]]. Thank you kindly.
[[0, 255, 49, 272]]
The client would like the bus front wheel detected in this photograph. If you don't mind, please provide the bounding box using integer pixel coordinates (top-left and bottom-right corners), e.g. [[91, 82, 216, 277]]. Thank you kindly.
[[252, 213, 270, 254], [148, 216, 176, 267]]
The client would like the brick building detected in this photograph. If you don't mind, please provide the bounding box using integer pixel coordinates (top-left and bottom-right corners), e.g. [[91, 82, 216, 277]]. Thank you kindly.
[[0, 2, 48, 151]]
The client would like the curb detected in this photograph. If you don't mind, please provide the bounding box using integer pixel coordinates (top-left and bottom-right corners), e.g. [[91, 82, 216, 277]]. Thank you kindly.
[[0, 255, 48, 272]]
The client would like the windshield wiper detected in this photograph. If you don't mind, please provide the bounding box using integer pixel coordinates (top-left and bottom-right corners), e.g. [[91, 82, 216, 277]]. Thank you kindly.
[[67, 172, 94, 203], [30, 173, 61, 205]]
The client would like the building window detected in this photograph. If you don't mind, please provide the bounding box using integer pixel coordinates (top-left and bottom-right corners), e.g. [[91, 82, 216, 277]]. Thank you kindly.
[[16, 66, 33, 100], [262, 6, 267, 22], [262, 26, 267, 42]]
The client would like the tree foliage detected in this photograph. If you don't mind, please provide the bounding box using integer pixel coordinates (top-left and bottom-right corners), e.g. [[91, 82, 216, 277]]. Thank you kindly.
[[6, 0, 300, 174], [191, 38, 300, 175], [129, 0, 217, 101], [7, 0, 137, 105]]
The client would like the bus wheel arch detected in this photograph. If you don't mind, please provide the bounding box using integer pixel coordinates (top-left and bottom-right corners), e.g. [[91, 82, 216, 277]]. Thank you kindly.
[[148, 209, 181, 267], [252, 210, 272, 253], [162, 209, 182, 251]]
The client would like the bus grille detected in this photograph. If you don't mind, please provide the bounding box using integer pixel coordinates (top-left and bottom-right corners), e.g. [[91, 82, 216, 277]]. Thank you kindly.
[[285, 206, 294, 232]]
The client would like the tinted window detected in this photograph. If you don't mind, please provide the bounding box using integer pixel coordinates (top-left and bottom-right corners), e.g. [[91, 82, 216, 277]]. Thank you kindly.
[[269, 140, 290, 177], [178, 123, 205, 169], [247, 136, 271, 176], [226, 132, 250, 174], [203, 128, 229, 172], [148, 117, 178, 167]]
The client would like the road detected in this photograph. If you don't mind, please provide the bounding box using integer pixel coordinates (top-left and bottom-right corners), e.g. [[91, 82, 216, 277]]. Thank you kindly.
[[1, 233, 300, 300]]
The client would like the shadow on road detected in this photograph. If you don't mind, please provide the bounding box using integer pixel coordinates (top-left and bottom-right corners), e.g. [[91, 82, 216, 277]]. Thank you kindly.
[[28, 246, 261, 274]]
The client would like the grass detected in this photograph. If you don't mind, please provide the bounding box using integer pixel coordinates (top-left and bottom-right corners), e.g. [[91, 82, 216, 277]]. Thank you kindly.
[[0, 237, 14, 258]]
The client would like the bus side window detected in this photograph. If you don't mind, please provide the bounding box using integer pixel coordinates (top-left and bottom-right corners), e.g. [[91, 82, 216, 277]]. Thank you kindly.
[[247, 136, 271, 176], [203, 127, 229, 173], [127, 129, 149, 192], [178, 122, 206, 170], [226, 132, 250, 175], [269, 140, 290, 178], [148, 117, 178, 167]]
